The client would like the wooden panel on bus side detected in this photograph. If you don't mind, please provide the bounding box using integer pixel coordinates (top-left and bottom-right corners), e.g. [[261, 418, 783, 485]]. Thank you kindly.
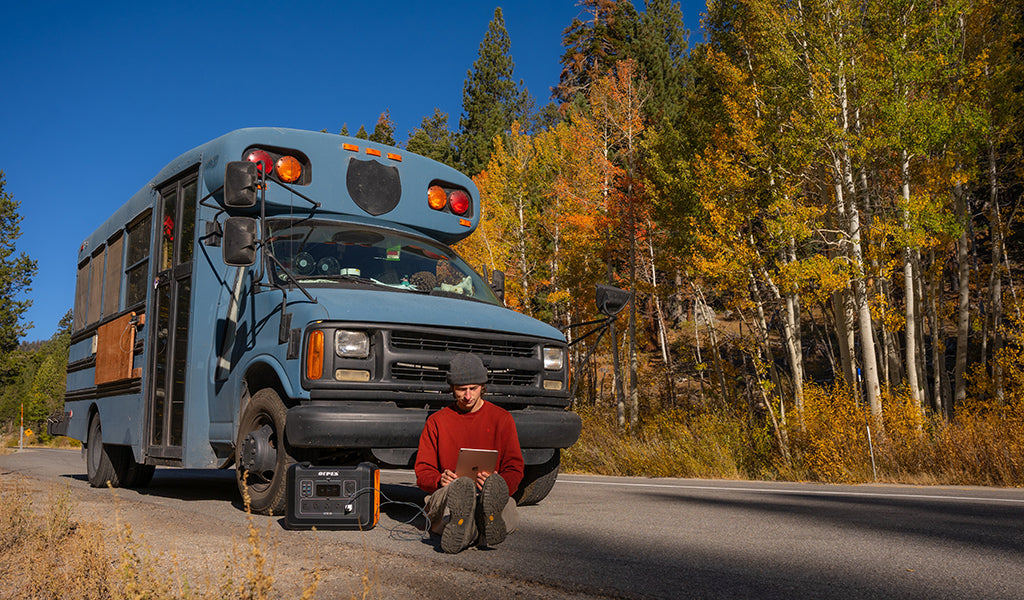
[[95, 312, 140, 385]]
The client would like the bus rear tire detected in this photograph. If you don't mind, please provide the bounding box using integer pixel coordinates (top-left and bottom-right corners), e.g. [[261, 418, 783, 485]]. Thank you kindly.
[[513, 449, 561, 506], [124, 461, 156, 488], [236, 388, 293, 515], [86, 413, 130, 488]]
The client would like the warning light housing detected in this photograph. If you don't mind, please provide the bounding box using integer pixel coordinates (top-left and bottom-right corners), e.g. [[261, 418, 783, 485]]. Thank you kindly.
[[241, 146, 312, 185], [426, 181, 473, 218]]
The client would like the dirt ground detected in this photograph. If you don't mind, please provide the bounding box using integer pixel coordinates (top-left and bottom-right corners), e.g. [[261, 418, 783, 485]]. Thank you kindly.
[[0, 448, 601, 600]]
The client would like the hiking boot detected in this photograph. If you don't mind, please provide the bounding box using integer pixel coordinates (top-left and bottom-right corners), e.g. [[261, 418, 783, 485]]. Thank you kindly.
[[477, 473, 509, 547], [440, 477, 477, 553]]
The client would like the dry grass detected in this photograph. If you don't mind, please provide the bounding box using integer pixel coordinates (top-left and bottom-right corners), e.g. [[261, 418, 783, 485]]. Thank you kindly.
[[1, 432, 80, 450], [566, 382, 1024, 487], [0, 479, 328, 600], [565, 404, 775, 480]]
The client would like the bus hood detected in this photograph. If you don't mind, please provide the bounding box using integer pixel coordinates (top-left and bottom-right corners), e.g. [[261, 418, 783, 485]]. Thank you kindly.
[[302, 288, 565, 342]]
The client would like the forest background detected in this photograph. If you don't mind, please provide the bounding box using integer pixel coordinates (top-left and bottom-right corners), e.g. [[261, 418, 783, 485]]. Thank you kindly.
[[3, 0, 1024, 486]]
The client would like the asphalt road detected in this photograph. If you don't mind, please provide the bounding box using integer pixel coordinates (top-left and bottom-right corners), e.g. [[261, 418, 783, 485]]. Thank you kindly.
[[2, 447, 1023, 599]]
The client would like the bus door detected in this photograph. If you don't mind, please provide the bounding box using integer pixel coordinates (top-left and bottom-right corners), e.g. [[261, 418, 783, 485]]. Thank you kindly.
[[146, 172, 197, 461]]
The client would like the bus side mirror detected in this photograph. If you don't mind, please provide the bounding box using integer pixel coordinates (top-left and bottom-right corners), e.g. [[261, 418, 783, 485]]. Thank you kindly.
[[224, 161, 258, 208], [223, 217, 258, 266], [596, 283, 630, 317], [490, 270, 505, 303]]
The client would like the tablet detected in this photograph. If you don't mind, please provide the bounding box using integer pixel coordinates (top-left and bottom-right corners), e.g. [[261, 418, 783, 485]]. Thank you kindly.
[[455, 448, 499, 479]]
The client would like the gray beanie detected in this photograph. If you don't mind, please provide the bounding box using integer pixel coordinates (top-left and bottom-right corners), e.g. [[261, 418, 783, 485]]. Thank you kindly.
[[446, 353, 488, 386]]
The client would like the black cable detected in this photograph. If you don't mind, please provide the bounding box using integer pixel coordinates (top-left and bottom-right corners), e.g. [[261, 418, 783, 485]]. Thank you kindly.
[[345, 486, 432, 540]]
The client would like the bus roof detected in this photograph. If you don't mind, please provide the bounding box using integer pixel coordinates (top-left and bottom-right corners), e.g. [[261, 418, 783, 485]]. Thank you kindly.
[[79, 128, 480, 262]]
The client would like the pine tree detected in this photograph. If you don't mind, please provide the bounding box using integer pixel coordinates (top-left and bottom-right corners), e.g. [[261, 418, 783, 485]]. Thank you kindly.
[[369, 110, 397, 146], [355, 125, 369, 140], [634, 0, 691, 126], [0, 311, 70, 429], [0, 172, 36, 362], [458, 7, 525, 176], [340, 123, 350, 136], [406, 108, 457, 167], [554, 0, 640, 106]]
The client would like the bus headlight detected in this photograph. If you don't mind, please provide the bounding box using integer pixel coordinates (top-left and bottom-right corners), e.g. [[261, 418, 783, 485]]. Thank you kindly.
[[335, 330, 370, 358], [543, 346, 564, 371]]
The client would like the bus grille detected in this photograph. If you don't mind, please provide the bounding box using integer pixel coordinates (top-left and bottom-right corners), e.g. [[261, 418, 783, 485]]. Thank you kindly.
[[388, 329, 540, 386], [390, 331, 535, 357]]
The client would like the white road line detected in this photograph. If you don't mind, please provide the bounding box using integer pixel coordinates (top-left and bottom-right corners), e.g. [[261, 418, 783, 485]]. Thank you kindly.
[[560, 479, 1024, 504]]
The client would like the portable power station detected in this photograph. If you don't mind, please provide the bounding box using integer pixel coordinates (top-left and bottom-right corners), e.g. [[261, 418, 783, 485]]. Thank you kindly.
[[285, 462, 380, 530]]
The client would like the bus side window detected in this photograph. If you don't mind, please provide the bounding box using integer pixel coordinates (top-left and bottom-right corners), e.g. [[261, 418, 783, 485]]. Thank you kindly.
[[73, 258, 90, 333], [125, 212, 152, 308], [86, 246, 105, 327], [102, 233, 124, 319]]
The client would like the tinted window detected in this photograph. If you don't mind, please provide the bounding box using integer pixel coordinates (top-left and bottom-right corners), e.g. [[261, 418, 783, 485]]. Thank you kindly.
[[126, 212, 152, 307]]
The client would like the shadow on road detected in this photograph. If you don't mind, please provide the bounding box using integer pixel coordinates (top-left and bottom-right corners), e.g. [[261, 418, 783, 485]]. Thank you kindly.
[[641, 487, 1024, 556], [62, 467, 432, 528]]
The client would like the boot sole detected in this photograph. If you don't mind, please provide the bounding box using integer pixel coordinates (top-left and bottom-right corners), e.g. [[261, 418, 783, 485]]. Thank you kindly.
[[478, 475, 508, 547], [441, 478, 477, 553]]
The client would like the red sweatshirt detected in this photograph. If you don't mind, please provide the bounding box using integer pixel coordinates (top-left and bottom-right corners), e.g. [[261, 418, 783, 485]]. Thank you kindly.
[[415, 400, 524, 495]]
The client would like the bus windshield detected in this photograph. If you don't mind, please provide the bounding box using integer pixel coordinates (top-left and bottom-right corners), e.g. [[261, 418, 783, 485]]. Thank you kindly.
[[266, 219, 500, 304]]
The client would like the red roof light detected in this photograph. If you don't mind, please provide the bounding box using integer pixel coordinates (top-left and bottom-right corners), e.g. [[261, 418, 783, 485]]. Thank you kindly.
[[449, 190, 470, 215], [246, 149, 274, 175]]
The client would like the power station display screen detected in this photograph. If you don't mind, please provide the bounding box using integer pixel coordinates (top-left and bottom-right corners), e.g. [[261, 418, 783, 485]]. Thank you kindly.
[[316, 483, 341, 497]]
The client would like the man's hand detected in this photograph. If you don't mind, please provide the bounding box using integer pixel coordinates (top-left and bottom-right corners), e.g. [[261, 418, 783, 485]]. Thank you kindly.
[[474, 470, 490, 490], [439, 469, 457, 488]]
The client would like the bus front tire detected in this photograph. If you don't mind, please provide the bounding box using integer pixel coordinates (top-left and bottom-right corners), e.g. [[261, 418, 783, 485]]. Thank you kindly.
[[236, 388, 293, 515], [513, 449, 561, 506]]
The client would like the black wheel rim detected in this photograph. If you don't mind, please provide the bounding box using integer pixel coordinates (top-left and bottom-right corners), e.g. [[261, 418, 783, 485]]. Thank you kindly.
[[240, 412, 279, 493]]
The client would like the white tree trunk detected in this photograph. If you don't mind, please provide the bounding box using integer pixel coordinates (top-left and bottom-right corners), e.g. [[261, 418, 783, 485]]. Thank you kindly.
[[834, 42, 882, 423], [758, 262, 804, 417], [902, 149, 923, 410]]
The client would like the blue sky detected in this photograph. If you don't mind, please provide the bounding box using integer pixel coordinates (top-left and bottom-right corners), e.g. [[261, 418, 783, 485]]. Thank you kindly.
[[1, 1, 706, 341]]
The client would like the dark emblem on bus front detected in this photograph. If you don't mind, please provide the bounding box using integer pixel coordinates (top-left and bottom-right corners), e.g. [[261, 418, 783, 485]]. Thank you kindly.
[[346, 158, 402, 216]]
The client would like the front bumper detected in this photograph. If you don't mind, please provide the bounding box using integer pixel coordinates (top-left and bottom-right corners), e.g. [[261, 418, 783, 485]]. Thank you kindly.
[[285, 401, 582, 450]]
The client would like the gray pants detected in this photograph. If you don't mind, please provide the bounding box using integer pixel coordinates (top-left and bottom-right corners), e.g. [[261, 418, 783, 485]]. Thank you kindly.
[[424, 478, 520, 537]]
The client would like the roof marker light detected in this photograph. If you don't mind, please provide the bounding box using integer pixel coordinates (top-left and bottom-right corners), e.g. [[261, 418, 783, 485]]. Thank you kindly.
[[276, 156, 302, 183], [366, 148, 381, 157], [449, 189, 470, 215], [427, 186, 447, 210], [246, 149, 274, 175], [387, 153, 402, 161], [343, 143, 359, 152]]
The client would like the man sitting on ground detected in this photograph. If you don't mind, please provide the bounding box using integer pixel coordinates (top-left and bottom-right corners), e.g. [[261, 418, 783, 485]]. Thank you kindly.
[[415, 353, 524, 553]]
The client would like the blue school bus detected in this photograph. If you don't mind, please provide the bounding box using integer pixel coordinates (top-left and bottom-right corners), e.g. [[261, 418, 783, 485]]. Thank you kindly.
[[51, 128, 580, 514]]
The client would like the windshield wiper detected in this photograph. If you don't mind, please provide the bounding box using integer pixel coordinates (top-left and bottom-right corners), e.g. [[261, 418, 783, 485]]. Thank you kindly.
[[324, 273, 422, 292], [429, 289, 489, 303]]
